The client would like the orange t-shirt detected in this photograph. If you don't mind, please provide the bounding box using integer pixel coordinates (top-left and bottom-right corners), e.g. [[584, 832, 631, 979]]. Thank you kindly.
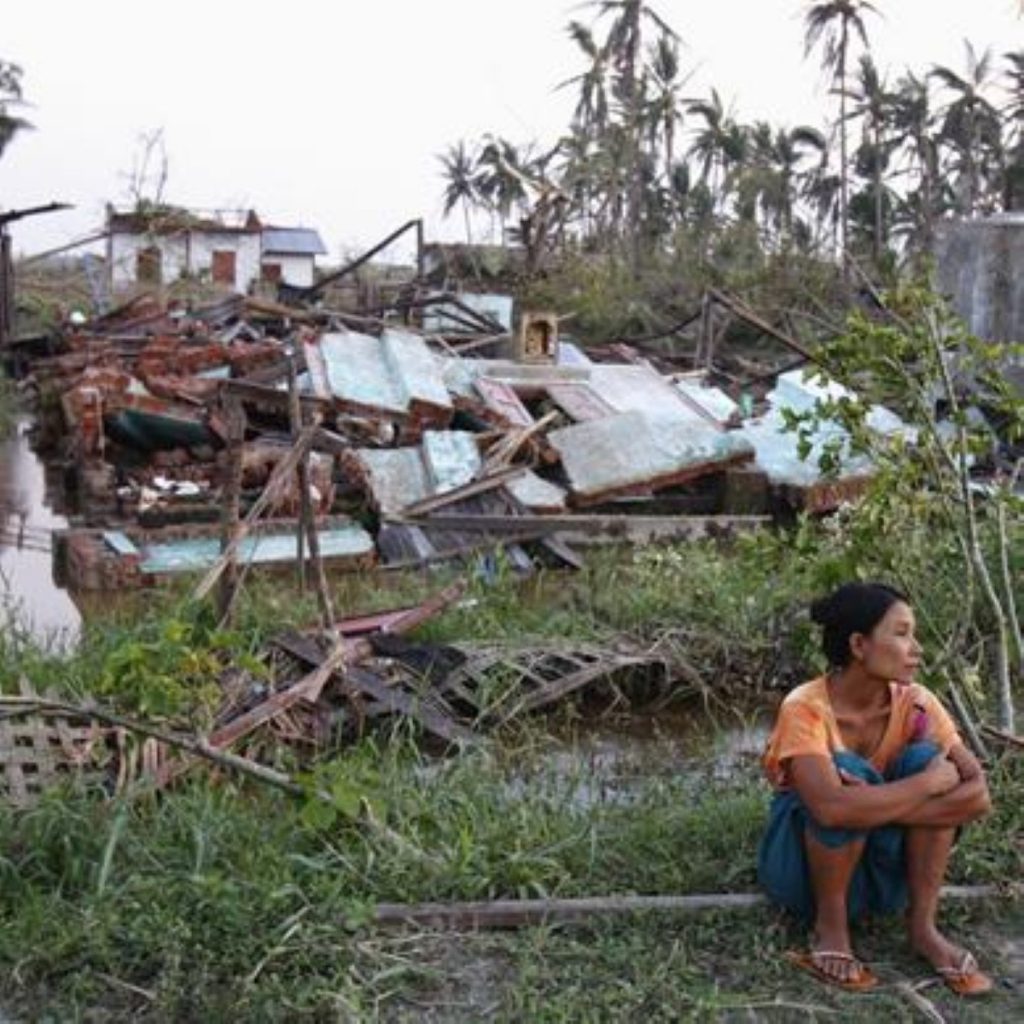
[[762, 676, 961, 790]]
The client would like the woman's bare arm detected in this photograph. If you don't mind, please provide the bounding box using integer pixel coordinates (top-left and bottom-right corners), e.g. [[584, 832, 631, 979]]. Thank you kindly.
[[788, 752, 960, 829], [893, 743, 991, 826]]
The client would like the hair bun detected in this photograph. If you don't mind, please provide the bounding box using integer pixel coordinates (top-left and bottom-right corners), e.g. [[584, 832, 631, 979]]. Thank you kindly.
[[809, 595, 833, 625]]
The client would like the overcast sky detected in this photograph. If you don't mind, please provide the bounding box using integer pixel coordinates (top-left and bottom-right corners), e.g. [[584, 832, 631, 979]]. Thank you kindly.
[[3, 1, 1021, 260]]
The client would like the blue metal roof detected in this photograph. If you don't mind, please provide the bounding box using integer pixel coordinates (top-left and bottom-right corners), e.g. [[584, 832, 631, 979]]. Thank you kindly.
[[262, 227, 327, 256]]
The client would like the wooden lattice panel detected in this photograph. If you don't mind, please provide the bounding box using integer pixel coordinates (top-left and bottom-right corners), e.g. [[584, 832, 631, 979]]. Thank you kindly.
[[0, 712, 104, 807]]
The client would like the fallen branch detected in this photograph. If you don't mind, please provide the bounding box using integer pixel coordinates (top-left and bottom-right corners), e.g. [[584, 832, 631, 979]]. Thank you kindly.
[[981, 724, 1024, 750], [0, 694, 305, 795], [0, 693, 435, 862]]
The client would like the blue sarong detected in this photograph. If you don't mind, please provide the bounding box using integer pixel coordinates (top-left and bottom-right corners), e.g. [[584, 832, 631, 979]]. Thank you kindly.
[[757, 740, 940, 921]]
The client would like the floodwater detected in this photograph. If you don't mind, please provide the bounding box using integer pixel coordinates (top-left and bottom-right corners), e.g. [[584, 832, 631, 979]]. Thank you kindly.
[[501, 704, 773, 809], [0, 419, 81, 645]]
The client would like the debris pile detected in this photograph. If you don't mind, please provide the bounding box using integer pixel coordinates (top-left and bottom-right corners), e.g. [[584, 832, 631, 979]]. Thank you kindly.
[[10, 268, 912, 592], [1, 579, 710, 806]]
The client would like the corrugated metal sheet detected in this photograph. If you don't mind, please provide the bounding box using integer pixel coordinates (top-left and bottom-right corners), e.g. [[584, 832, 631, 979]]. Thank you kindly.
[[317, 331, 407, 414], [352, 448, 432, 517], [261, 227, 327, 255], [473, 377, 534, 426], [505, 471, 567, 513], [675, 380, 739, 423]]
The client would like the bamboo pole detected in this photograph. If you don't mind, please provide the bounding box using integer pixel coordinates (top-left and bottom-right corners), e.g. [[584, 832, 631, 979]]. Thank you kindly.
[[216, 396, 245, 625], [301, 445, 337, 634], [371, 885, 1006, 931], [192, 422, 317, 601], [286, 356, 307, 595]]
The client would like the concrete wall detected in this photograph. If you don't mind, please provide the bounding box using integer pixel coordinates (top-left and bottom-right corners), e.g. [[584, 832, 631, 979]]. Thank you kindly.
[[262, 253, 315, 288], [934, 214, 1024, 342], [109, 230, 261, 292]]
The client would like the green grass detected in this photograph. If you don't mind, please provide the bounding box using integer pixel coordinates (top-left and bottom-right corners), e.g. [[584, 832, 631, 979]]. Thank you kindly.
[[1, 531, 1021, 1019], [1, 732, 1021, 1020], [377, 901, 1024, 1022]]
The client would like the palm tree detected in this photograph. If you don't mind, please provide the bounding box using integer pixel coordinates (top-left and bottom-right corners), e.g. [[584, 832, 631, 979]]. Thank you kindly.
[[0, 61, 32, 160], [1001, 49, 1024, 209], [645, 35, 689, 186], [591, 1, 678, 259], [768, 126, 828, 245], [803, 154, 843, 253], [561, 21, 611, 139], [687, 90, 748, 215], [931, 41, 1003, 215], [888, 71, 942, 251], [438, 141, 479, 244], [848, 55, 893, 262], [803, 1, 879, 268], [475, 137, 530, 244]]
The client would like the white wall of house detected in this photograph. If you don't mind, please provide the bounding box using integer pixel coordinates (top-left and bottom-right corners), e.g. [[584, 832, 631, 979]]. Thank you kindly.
[[109, 232, 186, 290], [108, 230, 261, 291], [261, 253, 316, 288], [189, 231, 261, 290]]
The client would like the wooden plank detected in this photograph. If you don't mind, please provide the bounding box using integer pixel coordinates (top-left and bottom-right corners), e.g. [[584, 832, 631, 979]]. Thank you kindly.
[[399, 466, 527, 517], [158, 581, 468, 784], [271, 632, 475, 744], [191, 425, 317, 601], [708, 288, 817, 363], [394, 513, 770, 546], [371, 885, 1001, 931], [499, 655, 649, 722], [344, 667, 476, 745]]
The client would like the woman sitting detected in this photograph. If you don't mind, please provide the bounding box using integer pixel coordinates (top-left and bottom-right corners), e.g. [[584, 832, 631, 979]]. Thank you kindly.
[[758, 582, 993, 995]]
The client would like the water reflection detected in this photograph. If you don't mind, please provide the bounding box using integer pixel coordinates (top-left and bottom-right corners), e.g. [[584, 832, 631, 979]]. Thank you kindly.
[[0, 419, 81, 646], [501, 706, 772, 809]]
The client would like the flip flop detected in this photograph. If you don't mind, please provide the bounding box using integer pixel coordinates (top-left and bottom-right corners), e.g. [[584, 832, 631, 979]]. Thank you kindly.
[[786, 949, 879, 992], [936, 951, 994, 997]]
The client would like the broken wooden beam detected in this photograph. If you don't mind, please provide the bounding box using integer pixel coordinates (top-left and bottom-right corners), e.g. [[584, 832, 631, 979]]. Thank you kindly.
[[398, 466, 528, 518], [157, 581, 468, 785], [707, 288, 817, 363], [271, 633, 477, 745], [392, 513, 770, 546], [191, 424, 318, 601]]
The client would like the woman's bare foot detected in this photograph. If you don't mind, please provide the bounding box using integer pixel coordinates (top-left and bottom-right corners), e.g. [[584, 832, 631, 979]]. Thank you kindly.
[[909, 921, 970, 973], [812, 922, 858, 983]]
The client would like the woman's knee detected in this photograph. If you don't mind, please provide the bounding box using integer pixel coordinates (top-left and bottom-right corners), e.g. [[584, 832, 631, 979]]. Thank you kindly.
[[890, 740, 941, 778], [832, 750, 878, 783]]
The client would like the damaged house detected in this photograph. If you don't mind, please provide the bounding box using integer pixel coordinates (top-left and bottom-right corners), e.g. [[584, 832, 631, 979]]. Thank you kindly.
[[106, 206, 326, 294]]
